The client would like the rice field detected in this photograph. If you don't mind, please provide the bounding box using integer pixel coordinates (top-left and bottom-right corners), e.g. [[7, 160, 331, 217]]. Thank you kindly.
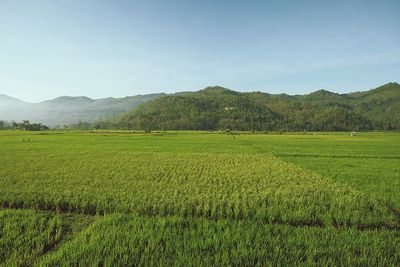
[[0, 209, 63, 266], [0, 131, 399, 265]]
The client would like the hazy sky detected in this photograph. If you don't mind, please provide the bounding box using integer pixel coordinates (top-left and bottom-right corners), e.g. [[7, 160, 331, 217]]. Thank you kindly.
[[1, 0, 399, 102]]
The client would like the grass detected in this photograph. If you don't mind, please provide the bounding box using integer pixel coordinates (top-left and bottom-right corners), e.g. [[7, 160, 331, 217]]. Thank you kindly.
[[0, 130, 399, 265]]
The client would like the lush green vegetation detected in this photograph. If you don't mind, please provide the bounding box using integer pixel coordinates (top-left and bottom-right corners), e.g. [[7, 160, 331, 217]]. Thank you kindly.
[[0, 210, 63, 266], [102, 82, 400, 131], [41, 215, 400, 266], [0, 131, 399, 265]]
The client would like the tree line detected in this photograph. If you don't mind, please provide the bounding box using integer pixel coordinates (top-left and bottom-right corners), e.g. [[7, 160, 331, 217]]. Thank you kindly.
[[0, 120, 49, 131]]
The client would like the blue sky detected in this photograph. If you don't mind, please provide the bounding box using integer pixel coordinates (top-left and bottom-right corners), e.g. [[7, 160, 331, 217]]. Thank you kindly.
[[1, 0, 399, 102]]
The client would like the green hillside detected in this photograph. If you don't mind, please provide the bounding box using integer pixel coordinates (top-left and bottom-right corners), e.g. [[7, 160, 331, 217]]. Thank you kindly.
[[105, 82, 400, 131]]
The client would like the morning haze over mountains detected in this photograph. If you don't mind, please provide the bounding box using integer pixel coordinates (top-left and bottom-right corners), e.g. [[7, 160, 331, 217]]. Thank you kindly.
[[1, 82, 399, 131], [0, 93, 164, 126]]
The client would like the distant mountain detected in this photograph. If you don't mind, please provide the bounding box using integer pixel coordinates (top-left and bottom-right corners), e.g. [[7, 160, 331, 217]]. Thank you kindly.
[[0, 94, 27, 106], [107, 82, 400, 131], [43, 96, 95, 105], [0, 93, 165, 126]]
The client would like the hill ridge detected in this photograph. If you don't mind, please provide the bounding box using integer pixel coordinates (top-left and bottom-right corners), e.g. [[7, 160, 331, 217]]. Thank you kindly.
[[105, 82, 399, 131]]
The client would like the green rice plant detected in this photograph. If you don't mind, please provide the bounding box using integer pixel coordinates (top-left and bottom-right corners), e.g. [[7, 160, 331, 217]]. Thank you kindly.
[[40, 214, 400, 266], [0, 209, 63, 266]]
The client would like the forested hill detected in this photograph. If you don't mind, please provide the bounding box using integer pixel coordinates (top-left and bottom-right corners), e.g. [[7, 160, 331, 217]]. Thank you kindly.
[[106, 82, 400, 131]]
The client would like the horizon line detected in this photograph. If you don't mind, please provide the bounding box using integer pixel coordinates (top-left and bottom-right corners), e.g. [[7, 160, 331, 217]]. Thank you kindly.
[[1, 81, 398, 104]]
